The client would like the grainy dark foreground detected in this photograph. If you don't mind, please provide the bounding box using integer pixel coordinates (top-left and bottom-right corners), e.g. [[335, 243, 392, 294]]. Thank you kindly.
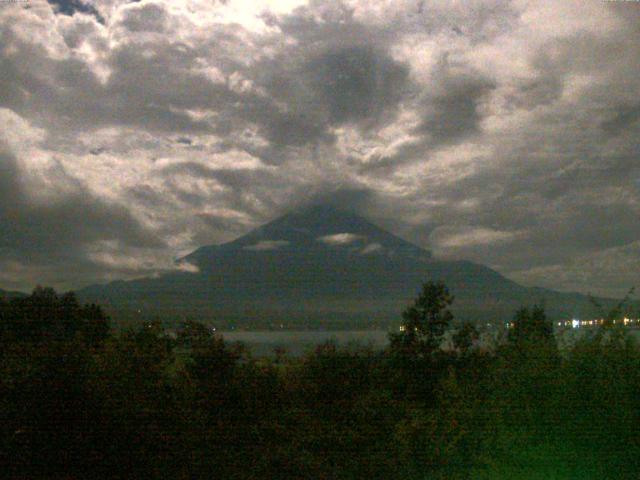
[[1, 284, 639, 479]]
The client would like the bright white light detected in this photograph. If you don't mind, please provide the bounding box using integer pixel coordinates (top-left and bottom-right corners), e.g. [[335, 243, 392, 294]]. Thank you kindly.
[[572, 319, 580, 329]]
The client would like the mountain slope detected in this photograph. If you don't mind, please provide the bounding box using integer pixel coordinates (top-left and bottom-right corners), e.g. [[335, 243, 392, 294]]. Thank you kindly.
[[79, 205, 611, 327]]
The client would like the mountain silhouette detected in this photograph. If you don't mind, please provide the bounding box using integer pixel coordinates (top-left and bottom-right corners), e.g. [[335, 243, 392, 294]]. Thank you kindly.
[[78, 205, 610, 327]]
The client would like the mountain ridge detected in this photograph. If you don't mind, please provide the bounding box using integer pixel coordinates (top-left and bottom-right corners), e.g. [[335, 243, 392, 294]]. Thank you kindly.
[[77, 205, 618, 327]]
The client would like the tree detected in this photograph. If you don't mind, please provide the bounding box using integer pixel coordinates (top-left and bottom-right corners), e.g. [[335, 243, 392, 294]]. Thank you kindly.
[[0, 287, 110, 477], [79, 302, 110, 348], [176, 319, 212, 347], [508, 305, 553, 346], [390, 281, 455, 357], [589, 288, 635, 345], [387, 282, 456, 403], [0, 287, 109, 346], [453, 322, 480, 355]]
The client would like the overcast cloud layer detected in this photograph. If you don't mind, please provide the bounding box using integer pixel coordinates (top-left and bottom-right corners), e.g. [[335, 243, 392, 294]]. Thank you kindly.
[[0, 0, 639, 297]]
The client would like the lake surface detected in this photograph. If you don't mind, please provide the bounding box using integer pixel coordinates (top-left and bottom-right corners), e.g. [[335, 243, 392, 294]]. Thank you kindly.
[[217, 327, 640, 357], [218, 330, 391, 356]]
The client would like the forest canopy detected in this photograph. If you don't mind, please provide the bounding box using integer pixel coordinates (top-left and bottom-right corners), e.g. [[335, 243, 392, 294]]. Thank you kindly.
[[1, 283, 639, 479]]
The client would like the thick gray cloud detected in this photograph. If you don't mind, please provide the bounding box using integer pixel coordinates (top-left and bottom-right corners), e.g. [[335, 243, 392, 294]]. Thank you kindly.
[[117, 2, 167, 32], [601, 104, 640, 136], [307, 46, 409, 125], [416, 64, 495, 146], [0, 142, 163, 289], [0, 0, 639, 297]]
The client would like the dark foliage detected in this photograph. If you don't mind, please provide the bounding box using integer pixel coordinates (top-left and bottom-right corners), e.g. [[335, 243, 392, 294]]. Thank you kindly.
[[390, 281, 455, 355], [1, 285, 639, 479], [508, 304, 553, 347], [0, 286, 109, 347]]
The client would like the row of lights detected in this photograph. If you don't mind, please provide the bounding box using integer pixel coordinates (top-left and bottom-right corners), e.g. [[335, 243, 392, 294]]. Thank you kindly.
[[504, 318, 638, 329], [559, 317, 638, 329], [401, 319, 639, 332]]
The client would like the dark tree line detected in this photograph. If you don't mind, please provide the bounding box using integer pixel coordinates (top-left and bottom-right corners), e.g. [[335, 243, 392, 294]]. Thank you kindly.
[[1, 283, 639, 479]]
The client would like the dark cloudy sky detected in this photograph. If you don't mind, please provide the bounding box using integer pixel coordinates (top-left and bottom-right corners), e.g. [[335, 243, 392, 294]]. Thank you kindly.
[[0, 0, 639, 297]]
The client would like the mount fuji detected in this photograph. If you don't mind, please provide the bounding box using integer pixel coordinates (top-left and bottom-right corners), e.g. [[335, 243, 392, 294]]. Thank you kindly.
[[78, 205, 607, 328]]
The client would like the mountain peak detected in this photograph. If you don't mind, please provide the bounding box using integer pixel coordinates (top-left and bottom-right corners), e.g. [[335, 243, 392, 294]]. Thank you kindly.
[[290, 203, 350, 216], [284, 203, 370, 222], [183, 204, 431, 265], [264, 203, 384, 237]]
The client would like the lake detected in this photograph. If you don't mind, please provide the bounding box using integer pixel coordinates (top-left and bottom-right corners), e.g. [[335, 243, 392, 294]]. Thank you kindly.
[[218, 330, 391, 356], [217, 327, 640, 357]]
